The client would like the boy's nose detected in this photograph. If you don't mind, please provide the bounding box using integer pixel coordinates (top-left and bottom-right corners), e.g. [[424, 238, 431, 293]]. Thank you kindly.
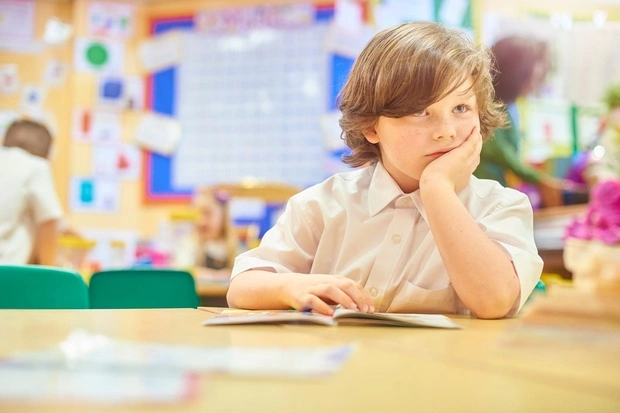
[[432, 119, 457, 141]]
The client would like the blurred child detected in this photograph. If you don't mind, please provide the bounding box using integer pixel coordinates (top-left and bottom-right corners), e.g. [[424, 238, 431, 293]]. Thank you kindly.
[[227, 22, 543, 319], [474, 36, 571, 208], [176, 188, 237, 276], [0, 119, 63, 265]]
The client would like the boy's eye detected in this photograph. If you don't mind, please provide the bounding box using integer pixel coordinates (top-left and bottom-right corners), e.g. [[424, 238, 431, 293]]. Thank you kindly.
[[412, 109, 427, 117], [453, 104, 469, 113]]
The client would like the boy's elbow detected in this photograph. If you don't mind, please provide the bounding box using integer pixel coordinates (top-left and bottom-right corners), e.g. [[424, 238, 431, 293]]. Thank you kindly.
[[226, 280, 240, 308], [470, 292, 518, 320]]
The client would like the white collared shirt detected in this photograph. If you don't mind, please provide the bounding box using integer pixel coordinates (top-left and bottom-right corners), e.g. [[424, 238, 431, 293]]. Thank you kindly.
[[0, 147, 63, 264], [232, 162, 543, 316]]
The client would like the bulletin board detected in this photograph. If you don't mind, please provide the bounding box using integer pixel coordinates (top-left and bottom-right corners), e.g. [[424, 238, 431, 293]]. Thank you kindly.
[[143, 1, 473, 203], [144, 4, 352, 203]]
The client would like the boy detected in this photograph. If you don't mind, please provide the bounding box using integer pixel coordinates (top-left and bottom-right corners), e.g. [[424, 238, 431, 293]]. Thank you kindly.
[[227, 22, 543, 319], [0, 119, 63, 266]]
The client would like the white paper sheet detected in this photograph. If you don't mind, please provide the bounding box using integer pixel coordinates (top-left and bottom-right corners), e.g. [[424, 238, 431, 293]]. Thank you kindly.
[[135, 113, 181, 155], [70, 177, 120, 213], [0, 64, 19, 94], [72, 108, 121, 143], [0, 365, 193, 404], [138, 31, 183, 73], [6, 330, 355, 378], [88, 1, 135, 38], [92, 143, 141, 179], [74, 37, 125, 73]]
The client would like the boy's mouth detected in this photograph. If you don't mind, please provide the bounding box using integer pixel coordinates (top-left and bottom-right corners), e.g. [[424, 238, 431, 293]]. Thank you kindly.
[[427, 148, 454, 157]]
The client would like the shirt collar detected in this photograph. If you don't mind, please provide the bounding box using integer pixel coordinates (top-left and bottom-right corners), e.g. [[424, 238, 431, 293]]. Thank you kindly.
[[366, 161, 438, 224], [367, 161, 405, 217]]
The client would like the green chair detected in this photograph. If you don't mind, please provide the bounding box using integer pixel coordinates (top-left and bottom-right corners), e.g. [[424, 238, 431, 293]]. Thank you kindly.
[[0, 265, 89, 309], [88, 268, 200, 309]]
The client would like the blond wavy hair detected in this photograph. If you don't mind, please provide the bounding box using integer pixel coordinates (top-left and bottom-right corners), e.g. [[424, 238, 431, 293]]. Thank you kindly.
[[339, 22, 506, 167]]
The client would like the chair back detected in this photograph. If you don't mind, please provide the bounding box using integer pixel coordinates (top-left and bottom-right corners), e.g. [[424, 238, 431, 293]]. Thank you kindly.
[[0, 265, 89, 309], [89, 269, 200, 309]]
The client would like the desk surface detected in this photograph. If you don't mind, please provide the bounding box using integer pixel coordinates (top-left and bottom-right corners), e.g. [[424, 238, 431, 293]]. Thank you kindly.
[[1, 308, 619, 412]]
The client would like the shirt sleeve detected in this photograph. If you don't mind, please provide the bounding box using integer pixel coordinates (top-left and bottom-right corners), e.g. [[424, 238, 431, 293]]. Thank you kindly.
[[27, 160, 63, 225], [477, 189, 544, 316], [483, 125, 542, 184], [231, 192, 320, 278]]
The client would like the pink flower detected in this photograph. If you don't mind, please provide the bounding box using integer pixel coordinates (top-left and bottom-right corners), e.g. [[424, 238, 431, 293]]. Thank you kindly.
[[565, 180, 620, 245]]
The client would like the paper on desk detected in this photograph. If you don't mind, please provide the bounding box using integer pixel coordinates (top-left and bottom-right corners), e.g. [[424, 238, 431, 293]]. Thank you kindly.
[[0, 365, 194, 404], [4, 330, 354, 378]]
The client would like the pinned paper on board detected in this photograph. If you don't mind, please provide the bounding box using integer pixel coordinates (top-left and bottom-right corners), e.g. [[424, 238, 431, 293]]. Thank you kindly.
[[88, 1, 134, 38], [21, 84, 45, 112], [0, 64, 19, 94], [97, 75, 144, 110], [524, 99, 573, 162], [43, 17, 73, 45], [93, 143, 141, 180], [0, 0, 35, 40], [135, 113, 181, 155], [74, 37, 124, 73], [138, 31, 183, 73], [72, 108, 121, 143], [70, 177, 120, 213], [44, 59, 68, 87]]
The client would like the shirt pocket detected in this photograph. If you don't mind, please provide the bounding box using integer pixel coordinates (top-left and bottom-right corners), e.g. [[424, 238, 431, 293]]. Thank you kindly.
[[388, 281, 458, 314]]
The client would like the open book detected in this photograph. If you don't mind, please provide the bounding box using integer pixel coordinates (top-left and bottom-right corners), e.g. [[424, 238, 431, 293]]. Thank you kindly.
[[203, 308, 460, 329]]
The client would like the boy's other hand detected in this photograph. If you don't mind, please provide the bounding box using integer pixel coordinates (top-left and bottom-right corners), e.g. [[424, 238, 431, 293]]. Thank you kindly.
[[283, 274, 375, 316], [421, 126, 482, 193]]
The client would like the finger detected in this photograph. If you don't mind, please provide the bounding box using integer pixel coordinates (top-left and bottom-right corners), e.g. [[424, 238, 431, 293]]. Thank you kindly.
[[311, 284, 359, 311], [336, 281, 375, 313], [465, 126, 481, 150], [297, 294, 334, 316]]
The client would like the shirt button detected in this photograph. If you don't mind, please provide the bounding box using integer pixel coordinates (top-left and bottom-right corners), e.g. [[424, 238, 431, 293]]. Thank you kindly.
[[370, 287, 378, 297], [391, 234, 401, 244]]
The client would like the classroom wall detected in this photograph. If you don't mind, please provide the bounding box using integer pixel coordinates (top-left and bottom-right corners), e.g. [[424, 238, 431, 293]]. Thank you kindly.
[[3, 0, 619, 252], [1, 0, 337, 249], [0, 0, 73, 213]]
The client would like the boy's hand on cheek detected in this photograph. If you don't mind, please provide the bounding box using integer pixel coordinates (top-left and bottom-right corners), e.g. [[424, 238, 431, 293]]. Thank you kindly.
[[282, 274, 375, 316], [420, 126, 482, 193]]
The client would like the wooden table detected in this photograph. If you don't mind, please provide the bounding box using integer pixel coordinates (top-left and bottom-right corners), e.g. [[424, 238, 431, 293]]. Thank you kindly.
[[1, 308, 619, 412]]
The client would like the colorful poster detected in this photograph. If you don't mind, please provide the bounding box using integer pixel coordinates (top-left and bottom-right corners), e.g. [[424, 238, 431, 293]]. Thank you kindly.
[[97, 75, 144, 110], [0, 64, 19, 94], [92, 143, 141, 180], [43, 59, 68, 87], [70, 177, 120, 213], [88, 2, 134, 38], [0, 0, 34, 39], [20, 84, 46, 113], [74, 37, 124, 73], [72, 108, 121, 143]]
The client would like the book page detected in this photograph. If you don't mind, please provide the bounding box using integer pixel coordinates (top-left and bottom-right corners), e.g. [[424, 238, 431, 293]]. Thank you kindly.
[[332, 309, 461, 329], [203, 310, 336, 326]]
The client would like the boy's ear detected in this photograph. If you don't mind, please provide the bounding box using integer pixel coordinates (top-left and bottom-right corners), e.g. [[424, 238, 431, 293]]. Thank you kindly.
[[363, 126, 380, 144]]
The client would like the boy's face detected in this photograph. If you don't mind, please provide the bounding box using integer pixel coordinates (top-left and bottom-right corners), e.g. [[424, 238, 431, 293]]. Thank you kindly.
[[363, 78, 480, 193]]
